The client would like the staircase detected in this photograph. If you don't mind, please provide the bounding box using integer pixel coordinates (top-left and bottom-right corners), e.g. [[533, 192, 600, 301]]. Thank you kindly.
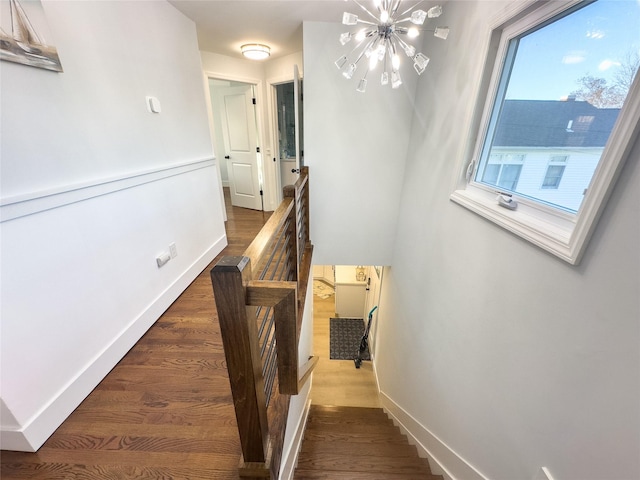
[[294, 405, 443, 479]]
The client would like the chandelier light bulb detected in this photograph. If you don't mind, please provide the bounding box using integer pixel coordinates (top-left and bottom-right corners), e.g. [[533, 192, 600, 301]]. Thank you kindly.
[[380, 10, 389, 23], [407, 27, 419, 38], [355, 29, 367, 42], [369, 54, 379, 70], [392, 53, 400, 70]]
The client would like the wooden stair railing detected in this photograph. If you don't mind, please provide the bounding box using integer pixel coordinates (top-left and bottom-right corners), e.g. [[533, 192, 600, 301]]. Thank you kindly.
[[211, 167, 315, 479]]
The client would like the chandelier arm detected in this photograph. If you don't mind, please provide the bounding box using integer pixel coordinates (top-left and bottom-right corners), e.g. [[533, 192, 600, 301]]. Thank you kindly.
[[355, 38, 377, 64], [389, 0, 402, 17], [352, 0, 382, 23], [391, 32, 411, 51]]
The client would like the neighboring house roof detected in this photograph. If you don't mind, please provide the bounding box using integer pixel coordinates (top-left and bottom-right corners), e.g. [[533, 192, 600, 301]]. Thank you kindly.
[[493, 99, 620, 148]]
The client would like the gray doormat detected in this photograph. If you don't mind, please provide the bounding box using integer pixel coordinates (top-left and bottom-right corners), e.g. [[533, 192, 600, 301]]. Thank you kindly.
[[330, 317, 370, 361]]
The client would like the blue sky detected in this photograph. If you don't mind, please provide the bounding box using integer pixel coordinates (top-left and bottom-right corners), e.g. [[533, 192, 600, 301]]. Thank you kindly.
[[506, 0, 640, 101]]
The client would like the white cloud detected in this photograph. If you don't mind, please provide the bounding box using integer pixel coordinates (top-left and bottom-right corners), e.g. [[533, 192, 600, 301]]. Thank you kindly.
[[598, 59, 621, 71], [586, 30, 605, 39]]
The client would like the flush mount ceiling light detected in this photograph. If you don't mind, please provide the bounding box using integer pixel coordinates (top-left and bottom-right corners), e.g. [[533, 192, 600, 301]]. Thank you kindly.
[[241, 43, 271, 60], [335, 1, 449, 92]]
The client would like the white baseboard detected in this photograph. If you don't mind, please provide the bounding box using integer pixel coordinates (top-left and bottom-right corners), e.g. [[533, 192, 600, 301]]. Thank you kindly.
[[279, 392, 313, 480], [379, 391, 490, 480], [0, 236, 227, 452]]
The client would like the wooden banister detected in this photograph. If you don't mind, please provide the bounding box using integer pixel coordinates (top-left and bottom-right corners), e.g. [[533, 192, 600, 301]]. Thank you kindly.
[[210, 168, 314, 479]]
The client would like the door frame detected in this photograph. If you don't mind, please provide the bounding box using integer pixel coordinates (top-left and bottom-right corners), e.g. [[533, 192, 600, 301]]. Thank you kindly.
[[203, 70, 277, 212], [267, 70, 302, 207]]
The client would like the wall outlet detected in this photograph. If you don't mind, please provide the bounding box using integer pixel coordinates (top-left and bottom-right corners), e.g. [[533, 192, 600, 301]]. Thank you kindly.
[[169, 242, 178, 258], [533, 467, 554, 480]]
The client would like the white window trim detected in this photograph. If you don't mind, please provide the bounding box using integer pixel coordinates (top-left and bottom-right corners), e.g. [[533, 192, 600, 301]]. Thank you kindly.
[[450, 0, 640, 265]]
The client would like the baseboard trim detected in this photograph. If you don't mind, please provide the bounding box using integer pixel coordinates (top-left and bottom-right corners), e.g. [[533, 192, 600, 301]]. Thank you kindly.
[[0, 235, 227, 452], [379, 391, 490, 480], [279, 392, 313, 480]]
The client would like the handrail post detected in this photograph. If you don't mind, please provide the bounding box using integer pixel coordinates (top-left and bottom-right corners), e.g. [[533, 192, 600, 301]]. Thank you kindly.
[[210, 256, 270, 476]]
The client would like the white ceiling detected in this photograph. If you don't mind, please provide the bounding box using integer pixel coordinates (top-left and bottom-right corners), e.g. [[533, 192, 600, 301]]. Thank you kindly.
[[168, 1, 351, 60]]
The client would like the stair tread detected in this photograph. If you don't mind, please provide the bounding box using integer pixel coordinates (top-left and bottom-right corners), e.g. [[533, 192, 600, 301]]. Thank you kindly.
[[310, 405, 387, 415], [295, 470, 443, 480], [301, 430, 411, 445], [300, 439, 420, 458], [305, 421, 400, 435], [295, 453, 432, 474]]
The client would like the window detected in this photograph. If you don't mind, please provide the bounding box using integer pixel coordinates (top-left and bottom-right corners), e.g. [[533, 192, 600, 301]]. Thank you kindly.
[[542, 165, 566, 189], [451, 0, 640, 264]]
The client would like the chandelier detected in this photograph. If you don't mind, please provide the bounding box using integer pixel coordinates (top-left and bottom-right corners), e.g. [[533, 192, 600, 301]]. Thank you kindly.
[[335, 1, 449, 92]]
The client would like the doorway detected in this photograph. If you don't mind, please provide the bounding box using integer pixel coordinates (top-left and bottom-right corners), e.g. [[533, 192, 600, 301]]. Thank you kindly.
[[273, 65, 304, 196], [208, 78, 264, 211]]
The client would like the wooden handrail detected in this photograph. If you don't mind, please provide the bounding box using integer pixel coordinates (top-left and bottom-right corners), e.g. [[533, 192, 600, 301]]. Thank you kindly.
[[210, 167, 313, 479]]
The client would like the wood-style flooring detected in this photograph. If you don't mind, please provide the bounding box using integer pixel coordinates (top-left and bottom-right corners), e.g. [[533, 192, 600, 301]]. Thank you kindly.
[[310, 284, 380, 408], [1, 190, 382, 479]]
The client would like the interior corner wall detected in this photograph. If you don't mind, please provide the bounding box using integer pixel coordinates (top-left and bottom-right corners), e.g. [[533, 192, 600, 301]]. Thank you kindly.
[[0, 0, 226, 451], [303, 22, 417, 266], [374, 2, 640, 479]]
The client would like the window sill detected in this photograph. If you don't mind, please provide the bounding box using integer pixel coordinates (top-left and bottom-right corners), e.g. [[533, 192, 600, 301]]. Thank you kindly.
[[450, 188, 578, 263]]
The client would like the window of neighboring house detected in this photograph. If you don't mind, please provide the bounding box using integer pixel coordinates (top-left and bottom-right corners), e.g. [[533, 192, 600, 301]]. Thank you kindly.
[[482, 154, 525, 190], [542, 156, 568, 189], [450, 0, 640, 265]]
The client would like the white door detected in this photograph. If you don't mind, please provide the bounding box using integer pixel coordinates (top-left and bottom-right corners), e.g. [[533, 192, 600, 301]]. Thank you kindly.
[[219, 85, 263, 210]]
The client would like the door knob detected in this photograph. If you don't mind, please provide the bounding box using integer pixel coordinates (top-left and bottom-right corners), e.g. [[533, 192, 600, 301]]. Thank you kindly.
[[291, 168, 300, 174], [224, 155, 230, 159]]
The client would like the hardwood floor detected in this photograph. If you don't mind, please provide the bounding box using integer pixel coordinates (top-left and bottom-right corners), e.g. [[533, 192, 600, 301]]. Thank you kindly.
[[310, 285, 380, 408], [1, 190, 382, 479]]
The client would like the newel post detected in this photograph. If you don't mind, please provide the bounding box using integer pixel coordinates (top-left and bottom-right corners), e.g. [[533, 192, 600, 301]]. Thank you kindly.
[[210, 256, 270, 474]]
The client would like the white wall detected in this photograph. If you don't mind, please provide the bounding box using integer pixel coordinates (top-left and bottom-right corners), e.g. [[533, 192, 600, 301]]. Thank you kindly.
[[0, 0, 226, 451], [303, 4, 639, 480], [303, 22, 416, 266], [375, 2, 640, 480]]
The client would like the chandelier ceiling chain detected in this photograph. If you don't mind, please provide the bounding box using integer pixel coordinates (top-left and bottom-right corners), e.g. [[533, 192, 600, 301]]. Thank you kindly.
[[335, 0, 449, 92]]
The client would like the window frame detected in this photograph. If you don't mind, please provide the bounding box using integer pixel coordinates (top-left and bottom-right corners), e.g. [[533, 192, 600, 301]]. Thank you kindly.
[[450, 0, 640, 265]]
